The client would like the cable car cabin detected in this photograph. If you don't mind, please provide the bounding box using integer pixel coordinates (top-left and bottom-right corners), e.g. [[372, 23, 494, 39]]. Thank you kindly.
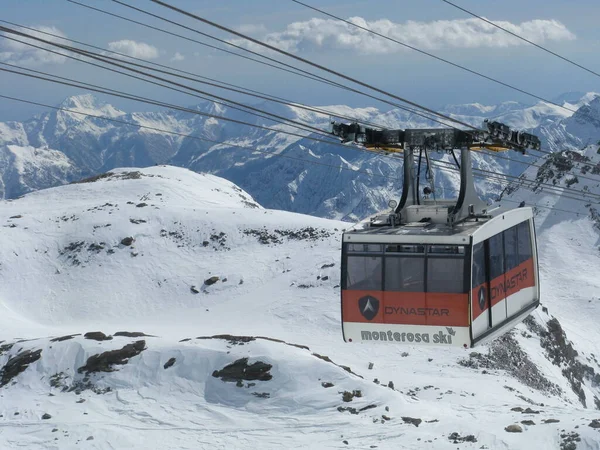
[[340, 207, 540, 348]]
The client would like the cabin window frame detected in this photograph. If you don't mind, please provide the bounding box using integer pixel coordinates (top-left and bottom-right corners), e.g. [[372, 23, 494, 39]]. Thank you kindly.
[[342, 242, 469, 293], [384, 245, 426, 292], [517, 221, 533, 264]]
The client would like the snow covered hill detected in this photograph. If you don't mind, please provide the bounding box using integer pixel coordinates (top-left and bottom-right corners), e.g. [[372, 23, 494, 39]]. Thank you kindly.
[[3, 91, 600, 220], [1, 166, 600, 449]]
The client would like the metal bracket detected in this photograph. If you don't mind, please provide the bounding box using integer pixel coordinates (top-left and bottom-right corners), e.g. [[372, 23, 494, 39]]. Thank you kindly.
[[395, 146, 419, 220], [448, 148, 489, 225]]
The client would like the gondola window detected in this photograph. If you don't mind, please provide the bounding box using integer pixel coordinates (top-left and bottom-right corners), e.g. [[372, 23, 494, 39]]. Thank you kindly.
[[346, 256, 382, 290]]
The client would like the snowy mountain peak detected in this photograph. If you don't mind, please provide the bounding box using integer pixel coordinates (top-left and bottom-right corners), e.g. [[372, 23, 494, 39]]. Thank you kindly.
[[571, 96, 600, 125], [58, 94, 125, 118], [31, 165, 263, 211], [569, 92, 600, 109], [440, 100, 527, 117]]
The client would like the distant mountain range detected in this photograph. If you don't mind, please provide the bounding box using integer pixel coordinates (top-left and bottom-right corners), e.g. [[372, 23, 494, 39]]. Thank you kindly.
[[1, 91, 599, 220]]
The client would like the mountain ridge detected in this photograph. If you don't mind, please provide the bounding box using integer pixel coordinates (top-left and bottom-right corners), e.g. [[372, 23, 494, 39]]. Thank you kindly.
[[2, 91, 600, 221]]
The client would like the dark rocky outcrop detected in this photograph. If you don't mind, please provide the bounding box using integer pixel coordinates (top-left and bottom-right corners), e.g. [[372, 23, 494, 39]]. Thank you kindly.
[[0, 349, 42, 387], [197, 335, 255, 346], [50, 334, 81, 342], [542, 419, 560, 424], [342, 390, 362, 402], [204, 276, 220, 286], [243, 227, 334, 245], [212, 358, 272, 382], [337, 404, 376, 415], [164, 358, 176, 369], [525, 316, 599, 408], [459, 332, 561, 396], [448, 432, 477, 443], [84, 332, 112, 341], [113, 331, 153, 338], [0, 343, 14, 356], [120, 237, 134, 246], [401, 417, 422, 427], [77, 340, 146, 374]]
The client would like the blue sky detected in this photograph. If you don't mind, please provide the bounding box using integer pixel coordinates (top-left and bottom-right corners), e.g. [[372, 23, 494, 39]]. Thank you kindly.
[[1, 0, 599, 121]]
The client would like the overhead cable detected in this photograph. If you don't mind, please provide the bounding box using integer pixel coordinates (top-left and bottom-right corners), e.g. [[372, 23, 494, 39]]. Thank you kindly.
[[136, 0, 483, 132], [290, 0, 579, 116], [439, 0, 600, 80], [0, 93, 594, 216]]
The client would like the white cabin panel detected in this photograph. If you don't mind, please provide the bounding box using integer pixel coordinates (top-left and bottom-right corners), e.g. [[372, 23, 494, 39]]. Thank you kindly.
[[490, 299, 507, 326]]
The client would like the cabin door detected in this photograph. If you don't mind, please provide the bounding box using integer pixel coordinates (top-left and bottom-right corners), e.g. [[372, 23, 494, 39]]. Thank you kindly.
[[488, 233, 508, 326], [471, 242, 491, 338]]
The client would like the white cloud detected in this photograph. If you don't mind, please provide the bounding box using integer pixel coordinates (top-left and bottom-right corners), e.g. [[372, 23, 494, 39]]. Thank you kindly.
[[236, 24, 267, 35], [230, 17, 576, 54], [170, 52, 185, 62], [107, 40, 159, 59], [0, 25, 69, 66]]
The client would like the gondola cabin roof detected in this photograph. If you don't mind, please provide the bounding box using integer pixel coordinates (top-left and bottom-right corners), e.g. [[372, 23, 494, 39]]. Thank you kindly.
[[343, 206, 533, 245]]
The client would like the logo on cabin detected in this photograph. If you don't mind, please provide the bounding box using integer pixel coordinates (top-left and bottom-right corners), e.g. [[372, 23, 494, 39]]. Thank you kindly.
[[358, 295, 379, 321], [478, 286, 486, 311]]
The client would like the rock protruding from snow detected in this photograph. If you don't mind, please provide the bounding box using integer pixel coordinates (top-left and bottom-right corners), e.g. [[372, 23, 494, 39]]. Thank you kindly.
[[0, 349, 42, 387], [212, 357, 273, 382], [77, 340, 146, 374]]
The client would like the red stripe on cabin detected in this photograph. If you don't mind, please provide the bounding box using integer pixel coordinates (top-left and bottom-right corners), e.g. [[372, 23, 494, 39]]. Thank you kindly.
[[342, 290, 469, 327], [471, 257, 535, 320]]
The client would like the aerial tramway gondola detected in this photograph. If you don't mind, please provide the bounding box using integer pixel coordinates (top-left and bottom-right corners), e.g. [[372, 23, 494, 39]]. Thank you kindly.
[[332, 120, 541, 347]]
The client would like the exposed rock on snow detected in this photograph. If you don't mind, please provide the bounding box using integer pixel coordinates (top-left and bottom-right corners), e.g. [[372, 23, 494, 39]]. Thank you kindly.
[[113, 331, 153, 338], [0, 349, 42, 387], [204, 276, 220, 286], [402, 417, 422, 427], [459, 332, 561, 396], [50, 334, 80, 342], [212, 357, 273, 382], [448, 432, 477, 443], [120, 237, 134, 246], [0, 166, 599, 449], [84, 331, 112, 341], [525, 316, 600, 408], [77, 340, 146, 374], [163, 357, 176, 369]]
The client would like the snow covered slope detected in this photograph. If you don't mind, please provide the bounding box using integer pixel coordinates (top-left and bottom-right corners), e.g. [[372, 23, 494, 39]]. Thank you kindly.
[[1, 166, 600, 449], [500, 143, 600, 359], [3, 91, 600, 220]]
